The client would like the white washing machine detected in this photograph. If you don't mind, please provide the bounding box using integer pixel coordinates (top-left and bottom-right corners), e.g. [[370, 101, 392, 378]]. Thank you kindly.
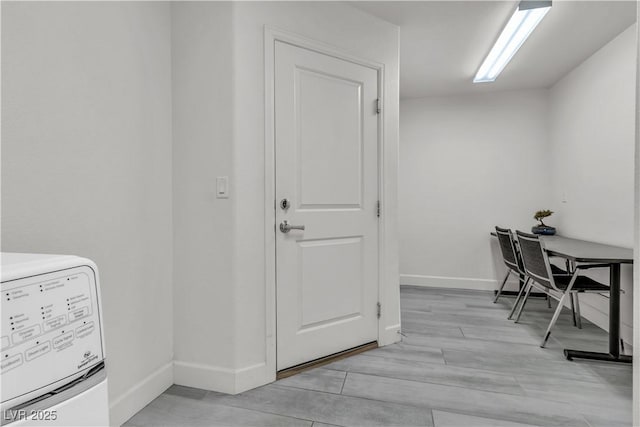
[[1, 253, 109, 426]]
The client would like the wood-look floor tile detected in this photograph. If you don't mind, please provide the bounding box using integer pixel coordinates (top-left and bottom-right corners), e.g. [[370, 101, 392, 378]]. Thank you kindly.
[[124, 393, 312, 427], [441, 348, 603, 382], [363, 342, 447, 364], [325, 353, 524, 395], [399, 324, 465, 339], [275, 368, 346, 394], [432, 410, 539, 427], [581, 362, 634, 388], [515, 374, 632, 410], [580, 411, 632, 427], [208, 383, 434, 427], [342, 372, 589, 427], [459, 325, 552, 345], [165, 384, 208, 400], [401, 333, 563, 360], [402, 310, 523, 329]]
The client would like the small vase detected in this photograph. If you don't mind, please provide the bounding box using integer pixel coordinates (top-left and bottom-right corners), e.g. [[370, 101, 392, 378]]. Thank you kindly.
[[531, 225, 556, 235]]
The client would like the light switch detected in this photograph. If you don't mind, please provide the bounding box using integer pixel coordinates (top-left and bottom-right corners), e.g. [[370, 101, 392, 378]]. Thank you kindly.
[[216, 176, 229, 198]]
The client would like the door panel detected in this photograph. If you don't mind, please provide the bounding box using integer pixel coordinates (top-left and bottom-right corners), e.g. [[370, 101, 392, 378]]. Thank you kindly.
[[275, 41, 379, 370], [299, 237, 364, 329], [297, 68, 363, 208]]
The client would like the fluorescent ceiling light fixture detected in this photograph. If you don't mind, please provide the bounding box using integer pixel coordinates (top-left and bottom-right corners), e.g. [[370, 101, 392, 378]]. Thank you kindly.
[[474, 0, 551, 83]]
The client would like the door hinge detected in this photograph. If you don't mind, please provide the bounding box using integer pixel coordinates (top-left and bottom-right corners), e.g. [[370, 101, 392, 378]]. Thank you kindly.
[[376, 200, 381, 218], [377, 302, 381, 319], [376, 98, 381, 114]]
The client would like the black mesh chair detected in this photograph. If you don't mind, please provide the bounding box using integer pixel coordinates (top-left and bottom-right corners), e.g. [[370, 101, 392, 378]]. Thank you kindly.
[[513, 231, 610, 347], [496, 227, 555, 320], [494, 227, 527, 304]]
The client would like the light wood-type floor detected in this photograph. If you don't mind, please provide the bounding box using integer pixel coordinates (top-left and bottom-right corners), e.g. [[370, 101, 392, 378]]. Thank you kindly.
[[125, 286, 633, 427]]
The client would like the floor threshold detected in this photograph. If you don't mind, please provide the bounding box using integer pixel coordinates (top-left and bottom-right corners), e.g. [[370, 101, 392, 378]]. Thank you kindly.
[[276, 341, 378, 380]]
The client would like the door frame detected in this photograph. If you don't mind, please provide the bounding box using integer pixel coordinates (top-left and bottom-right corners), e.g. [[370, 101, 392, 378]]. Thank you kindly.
[[264, 26, 388, 377]]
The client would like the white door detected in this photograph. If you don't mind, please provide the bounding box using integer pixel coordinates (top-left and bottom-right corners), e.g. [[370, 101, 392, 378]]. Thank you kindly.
[[275, 41, 380, 371]]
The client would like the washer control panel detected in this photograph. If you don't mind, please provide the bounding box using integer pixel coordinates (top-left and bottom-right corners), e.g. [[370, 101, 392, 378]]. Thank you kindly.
[[1, 266, 104, 407]]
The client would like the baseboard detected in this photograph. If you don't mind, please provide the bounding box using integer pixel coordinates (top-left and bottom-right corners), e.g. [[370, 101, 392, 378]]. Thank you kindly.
[[173, 360, 274, 395], [109, 361, 173, 427], [379, 323, 402, 346], [400, 274, 497, 291], [235, 362, 275, 393]]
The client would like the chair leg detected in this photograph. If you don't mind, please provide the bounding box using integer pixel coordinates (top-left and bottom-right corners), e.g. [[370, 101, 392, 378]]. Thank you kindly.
[[547, 294, 551, 309], [494, 271, 511, 303], [541, 293, 568, 348], [514, 281, 534, 323], [573, 293, 582, 329], [570, 294, 577, 327], [508, 277, 529, 320]]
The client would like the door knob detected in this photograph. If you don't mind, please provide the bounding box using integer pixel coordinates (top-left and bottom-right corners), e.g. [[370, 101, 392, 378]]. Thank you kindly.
[[280, 220, 305, 233]]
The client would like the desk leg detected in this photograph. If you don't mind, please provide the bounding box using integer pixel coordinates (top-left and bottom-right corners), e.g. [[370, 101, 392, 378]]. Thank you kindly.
[[609, 263, 621, 357], [564, 263, 631, 363]]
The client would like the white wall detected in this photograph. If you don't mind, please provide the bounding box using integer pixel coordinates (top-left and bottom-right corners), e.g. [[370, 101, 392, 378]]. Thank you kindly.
[[1, 3, 174, 425], [399, 90, 551, 290], [171, 1, 238, 388], [549, 24, 637, 344], [172, 1, 400, 394], [633, 5, 639, 425]]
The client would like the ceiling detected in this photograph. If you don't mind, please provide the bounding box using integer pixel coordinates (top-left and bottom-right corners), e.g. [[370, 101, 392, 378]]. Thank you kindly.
[[350, 1, 637, 98]]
